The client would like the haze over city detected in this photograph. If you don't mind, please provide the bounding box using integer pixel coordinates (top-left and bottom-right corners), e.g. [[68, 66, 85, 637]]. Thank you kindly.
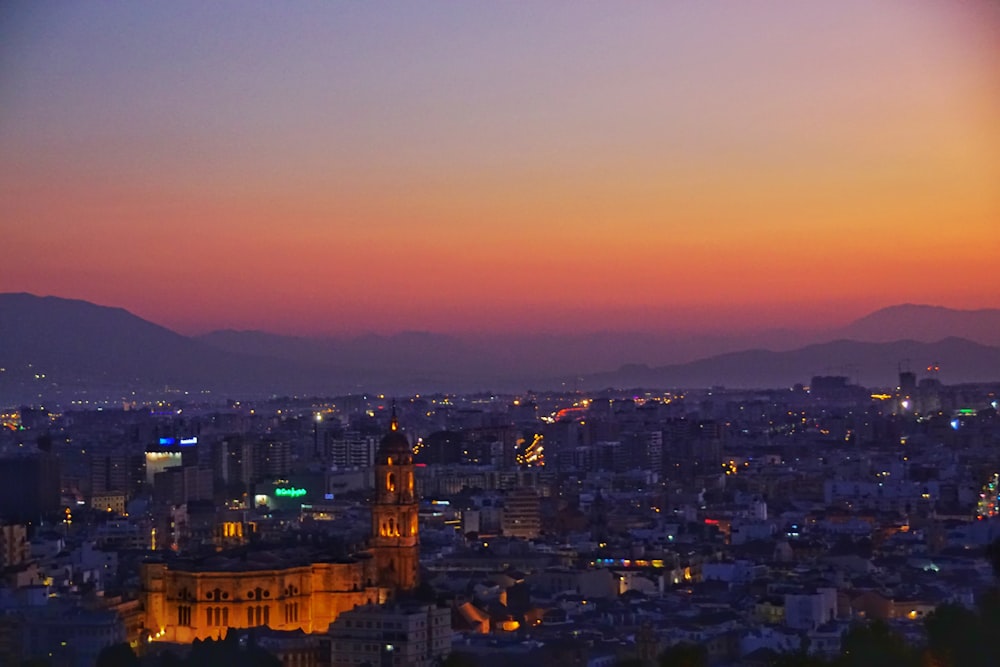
[[6, 5, 1000, 667], [2, 1, 998, 337]]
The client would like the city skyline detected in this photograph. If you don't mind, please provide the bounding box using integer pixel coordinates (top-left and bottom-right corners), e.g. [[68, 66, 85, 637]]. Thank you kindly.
[[2, 1, 999, 336]]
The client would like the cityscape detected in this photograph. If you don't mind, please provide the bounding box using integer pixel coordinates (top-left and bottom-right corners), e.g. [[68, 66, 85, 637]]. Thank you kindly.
[[2, 345, 1000, 667], [2, 2, 1000, 667]]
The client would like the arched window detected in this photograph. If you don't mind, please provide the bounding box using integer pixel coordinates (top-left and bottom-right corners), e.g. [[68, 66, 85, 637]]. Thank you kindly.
[[387, 472, 396, 493]]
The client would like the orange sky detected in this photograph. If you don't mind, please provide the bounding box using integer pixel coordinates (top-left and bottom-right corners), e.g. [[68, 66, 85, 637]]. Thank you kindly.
[[1, 1, 998, 335]]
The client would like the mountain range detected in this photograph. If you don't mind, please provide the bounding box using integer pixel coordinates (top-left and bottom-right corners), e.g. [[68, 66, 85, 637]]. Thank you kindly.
[[1, 293, 999, 403]]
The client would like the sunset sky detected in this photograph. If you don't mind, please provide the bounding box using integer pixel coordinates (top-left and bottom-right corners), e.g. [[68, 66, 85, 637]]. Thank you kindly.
[[2, 1, 998, 336]]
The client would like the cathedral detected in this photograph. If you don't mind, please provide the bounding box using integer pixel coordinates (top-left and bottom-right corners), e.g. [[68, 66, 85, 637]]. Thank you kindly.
[[141, 415, 420, 643]]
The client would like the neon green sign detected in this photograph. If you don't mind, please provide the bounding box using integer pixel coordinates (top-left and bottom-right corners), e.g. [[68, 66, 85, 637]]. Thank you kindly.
[[275, 487, 306, 498]]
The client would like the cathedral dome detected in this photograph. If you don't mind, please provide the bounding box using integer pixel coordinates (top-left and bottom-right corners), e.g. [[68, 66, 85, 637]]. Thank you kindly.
[[377, 414, 412, 465]]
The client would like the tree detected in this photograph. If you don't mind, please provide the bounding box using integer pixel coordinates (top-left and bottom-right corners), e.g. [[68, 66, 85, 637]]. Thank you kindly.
[[412, 579, 438, 603], [658, 642, 707, 667], [923, 603, 988, 667], [96, 643, 140, 667], [836, 619, 917, 667], [612, 659, 647, 667], [152, 634, 280, 667], [985, 536, 1000, 579], [441, 652, 480, 667], [771, 653, 830, 667], [154, 649, 183, 667]]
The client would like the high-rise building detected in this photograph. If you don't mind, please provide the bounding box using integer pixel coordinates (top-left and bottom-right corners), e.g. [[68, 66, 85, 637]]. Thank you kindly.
[[327, 431, 377, 468], [502, 488, 541, 539], [0, 452, 60, 523], [899, 370, 917, 396], [89, 450, 133, 498], [255, 440, 292, 479], [152, 466, 213, 506]]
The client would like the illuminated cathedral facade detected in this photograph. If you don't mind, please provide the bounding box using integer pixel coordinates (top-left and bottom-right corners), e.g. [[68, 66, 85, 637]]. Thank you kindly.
[[141, 415, 420, 642]]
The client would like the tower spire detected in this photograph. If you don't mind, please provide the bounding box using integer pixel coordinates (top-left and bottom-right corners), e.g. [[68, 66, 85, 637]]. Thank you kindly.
[[372, 407, 419, 592]]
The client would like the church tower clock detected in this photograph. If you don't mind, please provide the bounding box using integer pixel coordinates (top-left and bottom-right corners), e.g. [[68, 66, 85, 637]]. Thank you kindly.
[[370, 410, 419, 592]]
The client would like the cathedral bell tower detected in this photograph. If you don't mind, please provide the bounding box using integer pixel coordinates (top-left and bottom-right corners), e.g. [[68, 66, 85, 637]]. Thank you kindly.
[[370, 410, 419, 592]]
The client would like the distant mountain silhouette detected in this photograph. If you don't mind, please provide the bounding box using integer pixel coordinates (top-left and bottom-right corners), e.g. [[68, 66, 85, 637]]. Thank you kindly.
[[837, 304, 1000, 345], [196, 328, 823, 381], [197, 329, 482, 376], [582, 337, 1000, 390], [0, 294, 524, 401], [197, 305, 1000, 378], [0, 293, 343, 401], [2, 294, 999, 403]]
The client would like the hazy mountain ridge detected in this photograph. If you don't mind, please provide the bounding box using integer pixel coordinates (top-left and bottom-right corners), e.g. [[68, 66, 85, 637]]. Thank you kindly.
[[196, 328, 821, 378], [0, 294, 338, 399], [584, 337, 1000, 390], [195, 303, 1000, 381], [837, 303, 1000, 345], [2, 294, 999, 402]]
